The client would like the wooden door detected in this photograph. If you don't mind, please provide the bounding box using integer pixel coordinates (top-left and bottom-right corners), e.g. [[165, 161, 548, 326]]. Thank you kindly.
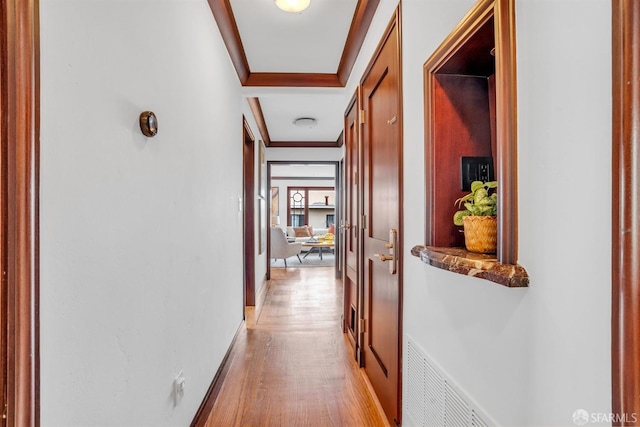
[[243, 118, 256, 304], [361, 11, 402, 426], [343, 93, 360, 350]]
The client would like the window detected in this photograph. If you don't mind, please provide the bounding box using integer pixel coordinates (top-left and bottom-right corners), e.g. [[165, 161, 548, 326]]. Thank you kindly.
[[287, 187, 335, 230], [289, 189, 306, 226], [326, 214, 335, 228], [290, 214, 305, 227]]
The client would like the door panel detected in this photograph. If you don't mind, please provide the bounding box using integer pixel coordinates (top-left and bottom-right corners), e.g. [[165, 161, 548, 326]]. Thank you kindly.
[[343, 94, 360, 351], [361, 12, 402, 426], [345, 95, 359, 278], [368, 66, 397, 242], [367, 257, 396, 374]]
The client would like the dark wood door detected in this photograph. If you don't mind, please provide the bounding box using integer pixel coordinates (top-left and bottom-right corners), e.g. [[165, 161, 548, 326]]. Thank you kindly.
[[345, 95, 359, 279], [361, 12, 402, 426], [343, 93, 360, 349], [243, 118, 256, 305]]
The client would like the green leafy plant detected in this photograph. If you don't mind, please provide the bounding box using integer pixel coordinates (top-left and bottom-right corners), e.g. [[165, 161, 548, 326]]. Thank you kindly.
[[453, 180, 498, 226]]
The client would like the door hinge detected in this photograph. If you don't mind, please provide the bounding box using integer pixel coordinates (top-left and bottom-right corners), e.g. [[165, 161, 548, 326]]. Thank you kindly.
[[359, 109, 366, 124], [361, 214, 367, 230], [359, 318, 366, 333]]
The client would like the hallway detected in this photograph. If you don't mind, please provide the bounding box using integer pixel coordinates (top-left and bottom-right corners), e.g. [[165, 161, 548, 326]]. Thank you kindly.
[[204, 267, 387, 426]]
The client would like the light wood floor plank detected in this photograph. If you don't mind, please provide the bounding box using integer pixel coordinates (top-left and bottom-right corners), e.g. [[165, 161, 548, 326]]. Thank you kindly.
[[204, 267, 387, 427]]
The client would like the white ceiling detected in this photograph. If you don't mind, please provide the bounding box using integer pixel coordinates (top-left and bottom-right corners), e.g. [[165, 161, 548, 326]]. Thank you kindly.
[[228, 0, 363, 143], [231, 0, 358, 73], [259, 92, 346, 141], [271, 163, 336, 178]]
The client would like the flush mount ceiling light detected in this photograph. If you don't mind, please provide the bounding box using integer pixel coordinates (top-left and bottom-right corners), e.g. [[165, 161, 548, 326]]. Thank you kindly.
[[274, 0, 311, 13], [293, 117, 317, 128]]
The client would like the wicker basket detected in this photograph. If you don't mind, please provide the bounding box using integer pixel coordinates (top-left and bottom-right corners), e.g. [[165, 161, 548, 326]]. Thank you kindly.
[[462, 215, 497, 253]]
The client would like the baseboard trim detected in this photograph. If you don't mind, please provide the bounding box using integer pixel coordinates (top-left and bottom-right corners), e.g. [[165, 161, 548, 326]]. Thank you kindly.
[[359, 366, 392, 427], [255, 274, 269, 319], [190, 321, 244, 427]]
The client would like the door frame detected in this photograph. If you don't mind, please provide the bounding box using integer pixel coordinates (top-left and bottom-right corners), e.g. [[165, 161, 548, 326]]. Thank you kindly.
[[1, 0, 40, 424], [342, 90, 363, 353], [338, 157, 345, 275], [612, 0, 640, 421]]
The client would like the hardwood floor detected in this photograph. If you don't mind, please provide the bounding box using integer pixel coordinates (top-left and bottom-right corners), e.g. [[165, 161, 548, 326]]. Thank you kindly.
[[204, 267, 387, 427]]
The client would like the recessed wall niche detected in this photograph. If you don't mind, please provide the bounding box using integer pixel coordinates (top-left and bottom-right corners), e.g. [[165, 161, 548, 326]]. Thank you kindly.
[[424, 0, 519, 265]]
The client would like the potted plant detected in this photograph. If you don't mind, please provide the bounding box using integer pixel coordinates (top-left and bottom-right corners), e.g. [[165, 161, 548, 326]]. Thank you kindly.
[[453, 180, 498, 253]]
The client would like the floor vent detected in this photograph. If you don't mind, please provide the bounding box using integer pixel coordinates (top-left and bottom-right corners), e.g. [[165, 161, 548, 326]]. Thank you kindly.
[[405, 336, 497, 427]]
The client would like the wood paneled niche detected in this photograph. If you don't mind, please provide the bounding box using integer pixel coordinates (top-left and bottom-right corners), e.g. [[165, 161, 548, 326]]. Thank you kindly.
[[424, 0, 519, 265]]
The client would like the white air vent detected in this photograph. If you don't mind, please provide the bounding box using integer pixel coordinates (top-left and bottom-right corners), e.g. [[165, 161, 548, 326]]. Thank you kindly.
[[472, 409, 491, 427], [405, 336, 498, 427]]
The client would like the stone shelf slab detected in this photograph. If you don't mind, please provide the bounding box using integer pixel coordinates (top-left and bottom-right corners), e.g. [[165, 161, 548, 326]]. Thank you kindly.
[[411, 245, 529, 288]]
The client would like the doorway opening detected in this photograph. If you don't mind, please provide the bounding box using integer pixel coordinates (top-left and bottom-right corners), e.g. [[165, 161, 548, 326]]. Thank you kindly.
[[266, 161, 342, 279]]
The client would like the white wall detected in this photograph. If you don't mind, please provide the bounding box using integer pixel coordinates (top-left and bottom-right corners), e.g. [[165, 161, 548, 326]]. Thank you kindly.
[[400, 0, 611, 426], [516, 1, 611, 423], [39, 1, 245, 426]]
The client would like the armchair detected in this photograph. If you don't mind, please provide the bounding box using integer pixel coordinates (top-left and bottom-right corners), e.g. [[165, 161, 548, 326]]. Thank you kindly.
[[270, 227, 302, 267]]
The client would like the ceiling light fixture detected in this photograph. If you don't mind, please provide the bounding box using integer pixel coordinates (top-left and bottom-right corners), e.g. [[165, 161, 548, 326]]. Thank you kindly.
[[274, 0, 311, 13], [293, 117, 317, 128]]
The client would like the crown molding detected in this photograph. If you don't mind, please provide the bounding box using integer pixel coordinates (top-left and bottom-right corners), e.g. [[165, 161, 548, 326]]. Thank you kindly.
[[269, 141, 341, 148], [207, 0, 379, 88], [247, 97, 271, 146], [245, 73, 342, 88], [206, 0, 250, 84]]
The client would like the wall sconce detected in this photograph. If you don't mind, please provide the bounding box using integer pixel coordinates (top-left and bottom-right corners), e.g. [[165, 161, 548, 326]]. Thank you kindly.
[[139, 111, 158, 137]]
